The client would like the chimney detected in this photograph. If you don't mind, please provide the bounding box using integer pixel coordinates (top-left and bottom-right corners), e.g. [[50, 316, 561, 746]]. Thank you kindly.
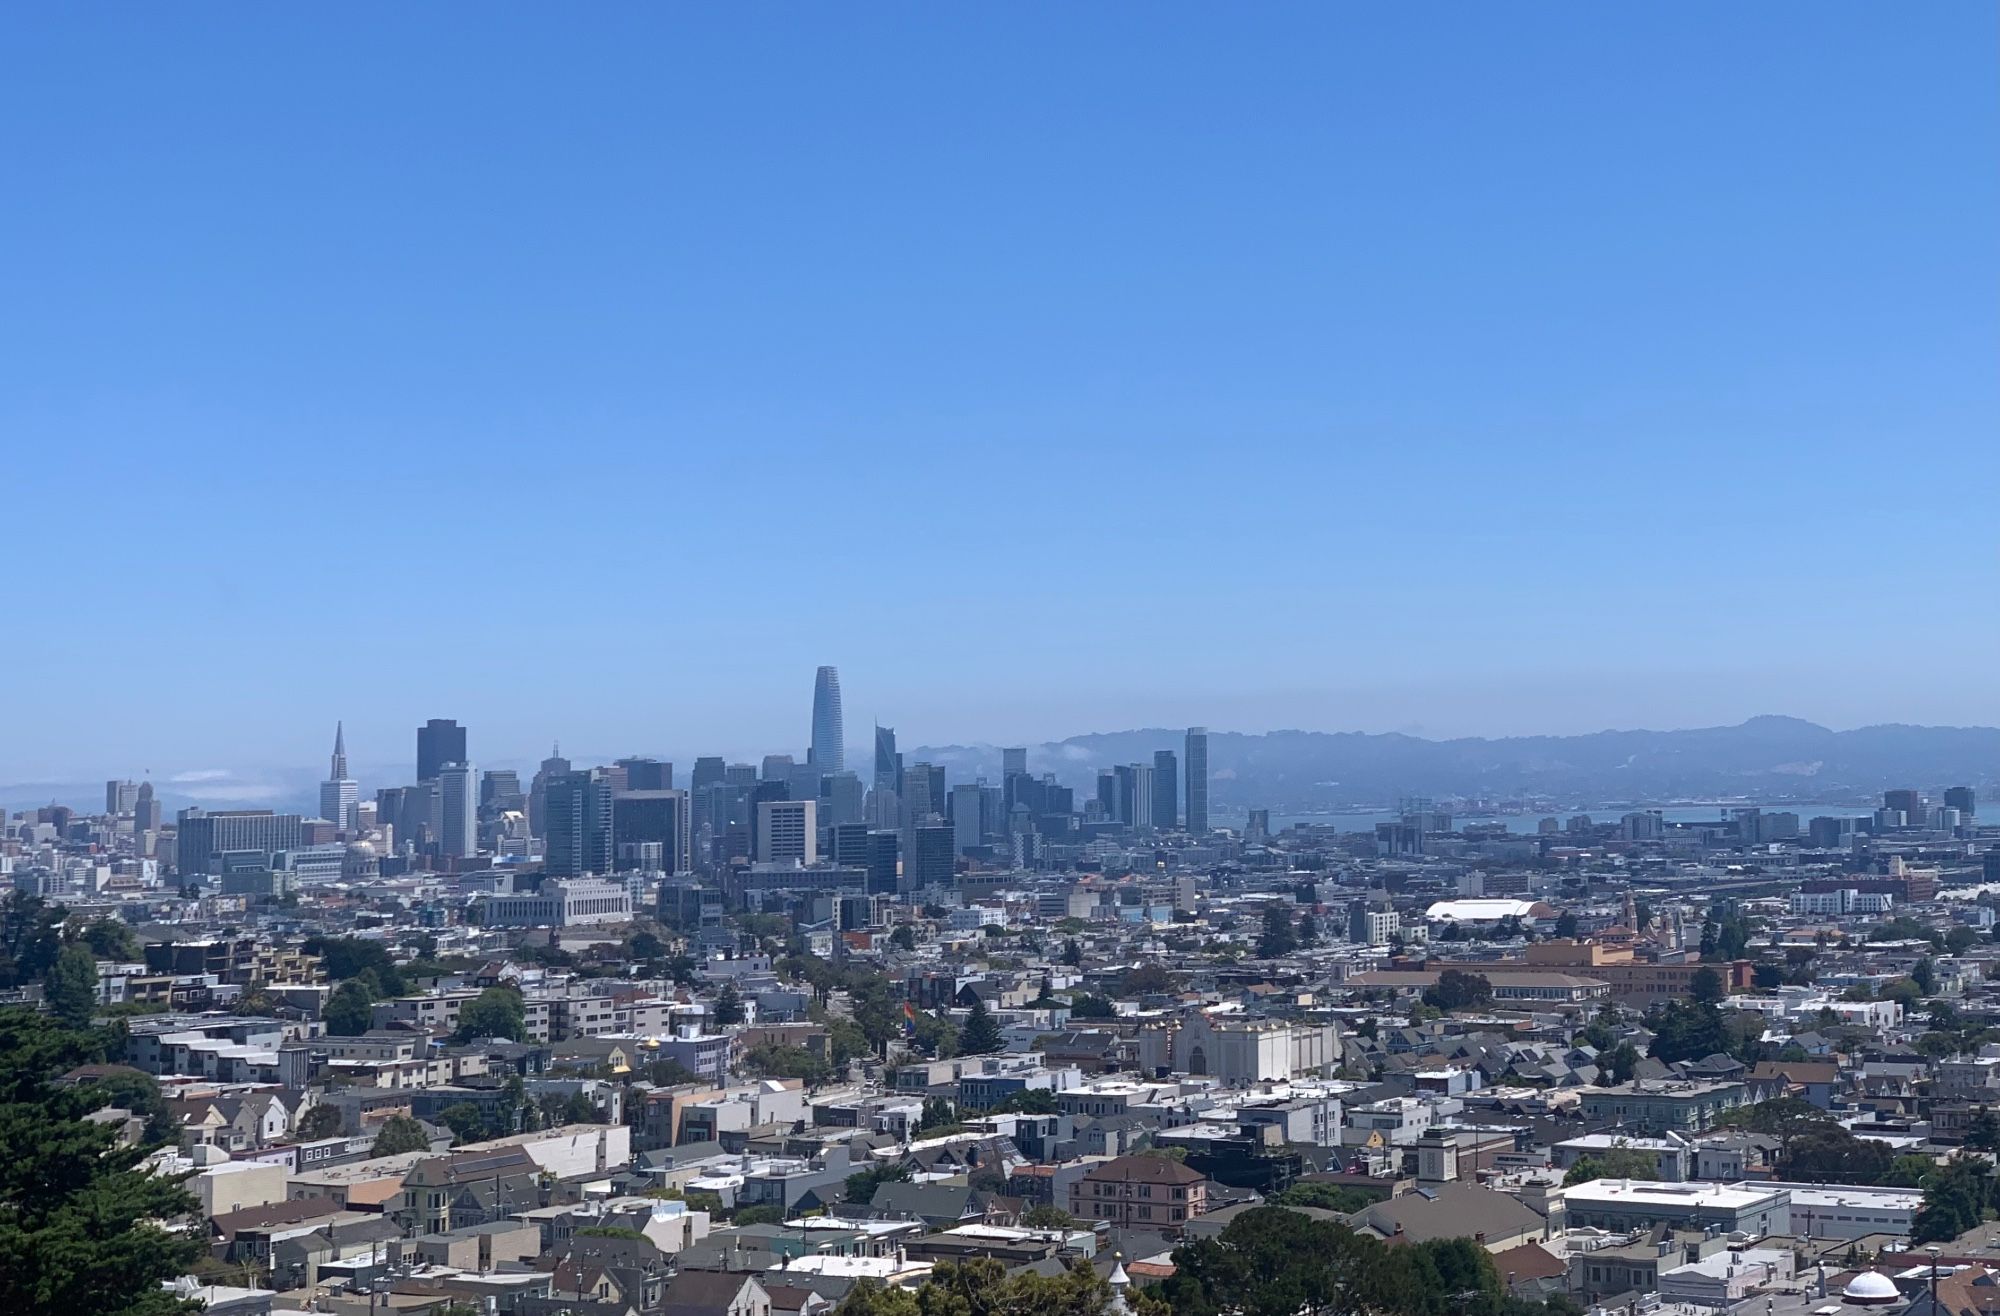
[[1394, 1224, 1404, 1236], [1476, 1232, 1487, 1245]]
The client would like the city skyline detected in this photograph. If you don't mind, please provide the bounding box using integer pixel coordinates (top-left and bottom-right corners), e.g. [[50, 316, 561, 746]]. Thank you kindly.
[[19, 698, 2000, 817]]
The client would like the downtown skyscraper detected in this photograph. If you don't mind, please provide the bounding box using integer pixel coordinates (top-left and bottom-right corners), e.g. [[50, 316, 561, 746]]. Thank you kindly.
[[417, 718, 466, 783], [318, 721, 359, 835], [810, 666, 844, 772], [1185, 726, 1209, 833]]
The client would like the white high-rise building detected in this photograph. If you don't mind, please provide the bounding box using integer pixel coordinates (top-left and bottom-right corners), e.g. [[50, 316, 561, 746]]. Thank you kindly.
[[756, 799, 817, 865], [318, 722, 360, 834]]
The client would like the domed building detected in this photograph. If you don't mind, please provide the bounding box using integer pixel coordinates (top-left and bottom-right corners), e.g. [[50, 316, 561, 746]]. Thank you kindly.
[[341, 839, 380, 881], [1842, 1273, 1902, 1306]]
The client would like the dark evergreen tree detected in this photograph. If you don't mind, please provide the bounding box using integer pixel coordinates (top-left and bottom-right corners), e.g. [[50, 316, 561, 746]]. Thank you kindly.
[[958, 997, 1003, 1055], [0, 1009, 203, 1316], [46, 943, 100, 1028]]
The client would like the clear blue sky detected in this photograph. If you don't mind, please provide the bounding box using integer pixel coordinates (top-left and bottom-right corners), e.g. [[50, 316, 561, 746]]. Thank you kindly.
[[4, 5, 1996, 792]]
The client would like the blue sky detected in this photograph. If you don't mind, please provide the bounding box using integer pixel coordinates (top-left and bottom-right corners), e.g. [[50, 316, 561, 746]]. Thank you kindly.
[[3, 5, 1996, 790]]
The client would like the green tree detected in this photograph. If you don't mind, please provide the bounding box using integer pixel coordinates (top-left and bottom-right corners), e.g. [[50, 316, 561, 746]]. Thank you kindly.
[[1120, 963, 1173, 995], [1553, 911, 1580, 940], [0, 1008, 203, 1316], [302, 937, 406, 995], [370, 1113, 431, 1156], [713, 982, 745, 1027], [438, 1102, 488, 1144], [988, 1088, 1059, 1115], [1646, 999, 1731, 1065], [1913, 957, 1939, 996], [454, 986, 526, 1042], [1885, 1155, 1940, 1188], [45, 943, 100, 1028], [1599, 1042, 1640, 1085], [839, 1257, 1106, 1316], [1780, 1125, 1893, 1183], [297, 1104, 345, 1140], [1581, 1002, 1623, 1051], [1271, 1181, 1381, 1212], [1913, 1156, 1990, 1243], [958, 997, 1004, 1055], [0, 893, 65, 989], [742, 1044, 832, 1086], [1298, 913, 1320, 946], [1965, 1109, 2000, 1153], [1061, 939, 1083, 967], [1423, 969, 1492, 1012], [1563, 1147, 1658, 1186], [1689, 966, 1727, 1005], [1883, 978, 1923, 1009], [79, 1068, 173, 1146], [81, 918, 141, 962], [919, 1096, 959, 1131], [1712, 1097, 1832, 1163], [733, 1204, 786, 1226], [890, 924, 917, 951], [845, 1161, 911, 1204], [1019, 1203, 1081, 1229], [911, 1009, 960, 1059], [323, 979, 375, 1036], [1258, 905, 1297, 958], [1067, 994, 1117, 1019]]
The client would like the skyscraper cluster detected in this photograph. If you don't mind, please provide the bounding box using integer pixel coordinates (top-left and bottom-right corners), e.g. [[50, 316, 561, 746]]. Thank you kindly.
[[176, 665, 1218, 886]]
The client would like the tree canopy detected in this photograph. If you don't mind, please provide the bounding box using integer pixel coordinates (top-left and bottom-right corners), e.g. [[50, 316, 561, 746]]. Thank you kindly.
[[0, 1008, 204, 1316], [1423, 969, 1492, 1012], [370, 1113, 432, 1156], [454, 986, 526, 1043], [1152, 1205, 1575, 1316]]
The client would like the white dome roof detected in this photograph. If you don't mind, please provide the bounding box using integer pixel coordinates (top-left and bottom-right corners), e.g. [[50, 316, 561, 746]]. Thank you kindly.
[[1843, 1272, 1900, 1303]]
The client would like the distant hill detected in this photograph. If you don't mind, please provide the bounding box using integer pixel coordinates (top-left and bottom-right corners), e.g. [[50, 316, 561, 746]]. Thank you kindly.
[[909, 716, 2000, 813]]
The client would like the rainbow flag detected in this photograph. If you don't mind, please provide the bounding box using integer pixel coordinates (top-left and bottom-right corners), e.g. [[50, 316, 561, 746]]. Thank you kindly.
[[902, 1002, 918, 1034]]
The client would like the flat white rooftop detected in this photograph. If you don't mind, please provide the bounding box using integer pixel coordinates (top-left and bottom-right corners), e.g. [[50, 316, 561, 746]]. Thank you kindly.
[[1562, 1179, 1783, 1210]]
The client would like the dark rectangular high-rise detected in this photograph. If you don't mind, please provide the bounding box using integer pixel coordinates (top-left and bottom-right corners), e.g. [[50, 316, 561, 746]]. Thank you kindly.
[[1185, 727, 1209, 833], [545, 769, 613, 877], [1152, 750, 1178, 831], [417, 719, 466, 783], [904, 762, 946, 821], [910, 824, 955, 889], [1945, 786, 1976, 817], [865, 829, 900, 894], [617, 758, 674, 791], [613, 789, 690, 873]]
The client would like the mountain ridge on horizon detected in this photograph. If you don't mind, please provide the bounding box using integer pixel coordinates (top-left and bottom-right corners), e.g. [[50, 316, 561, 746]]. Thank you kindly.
[[908, 714, 2000, 813]]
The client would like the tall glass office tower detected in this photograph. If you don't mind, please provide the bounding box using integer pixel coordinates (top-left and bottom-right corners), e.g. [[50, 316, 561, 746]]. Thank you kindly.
[[810, 666, 845, 772]]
